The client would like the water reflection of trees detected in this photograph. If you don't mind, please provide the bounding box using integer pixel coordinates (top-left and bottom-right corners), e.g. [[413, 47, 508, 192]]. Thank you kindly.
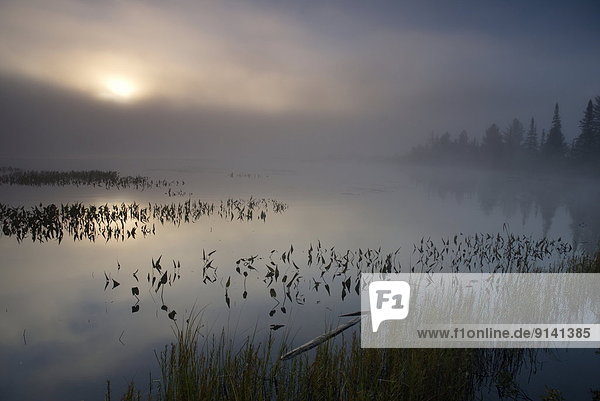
[[410, 168, 600, 253]]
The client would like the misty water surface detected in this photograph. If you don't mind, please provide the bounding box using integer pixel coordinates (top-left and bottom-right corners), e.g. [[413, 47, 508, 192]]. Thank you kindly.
[[0, 158, 598, 400]]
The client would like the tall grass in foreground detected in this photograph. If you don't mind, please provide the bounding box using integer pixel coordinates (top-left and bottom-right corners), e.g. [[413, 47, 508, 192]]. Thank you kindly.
[[110, 322, 529, 401], [568, 250, 600, 273], [110, 251, 600, 401]]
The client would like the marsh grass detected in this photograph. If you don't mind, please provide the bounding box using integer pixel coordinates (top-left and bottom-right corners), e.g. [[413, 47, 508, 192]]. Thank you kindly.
[[0, 167, 176, 189], [568, 250, 600, 273], [110, 314, 532, 401]]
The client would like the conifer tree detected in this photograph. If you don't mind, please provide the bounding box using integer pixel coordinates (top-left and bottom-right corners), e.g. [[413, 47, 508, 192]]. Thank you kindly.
[[524, 117, 538, 153], [458, 130, 469, 146], [482, 124, 502, 149], [593, 96, 600, 156], [543, 103, 567, 158], [540, 128, 546, 150], [573, 100, 595, 162], [482, 123, 503, 163], [504, 118, 524, 152]]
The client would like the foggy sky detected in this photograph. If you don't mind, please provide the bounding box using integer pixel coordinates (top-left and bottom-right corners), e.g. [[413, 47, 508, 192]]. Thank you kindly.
[[1, 0, 599, 160]]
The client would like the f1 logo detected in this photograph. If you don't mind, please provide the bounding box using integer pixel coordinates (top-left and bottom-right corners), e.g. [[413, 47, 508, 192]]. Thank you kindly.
[[369, 281, 411, 332]]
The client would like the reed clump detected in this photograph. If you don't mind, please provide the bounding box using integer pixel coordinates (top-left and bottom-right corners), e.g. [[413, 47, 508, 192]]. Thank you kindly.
[[111, 316, 529, 401], [0, 167, 177, 189], [568, 250, 600, 273]]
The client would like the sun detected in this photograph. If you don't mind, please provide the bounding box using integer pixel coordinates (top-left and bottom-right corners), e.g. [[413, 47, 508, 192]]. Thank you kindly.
[[99, 75, 139, 101]]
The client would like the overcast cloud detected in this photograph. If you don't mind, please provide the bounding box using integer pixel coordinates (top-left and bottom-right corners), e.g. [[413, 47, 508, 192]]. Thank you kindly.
[[0, 0, 599, 159]]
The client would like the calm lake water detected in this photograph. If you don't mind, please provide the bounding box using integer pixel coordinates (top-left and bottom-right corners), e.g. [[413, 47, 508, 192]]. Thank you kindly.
[[1, 158, 599, 400]]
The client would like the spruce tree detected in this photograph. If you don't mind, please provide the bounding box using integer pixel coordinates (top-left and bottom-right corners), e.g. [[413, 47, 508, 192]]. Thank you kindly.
[[543, 103, 567, 158], [482, 124, 502, 149], [593, 96, 600, 156], [573, 100, 595, 162], [504, 118, 524, 152], [482, 123, 503, 164], [458, 130, 469, 146], [524, 117, 538, 153], [540, 128, 546, 149]]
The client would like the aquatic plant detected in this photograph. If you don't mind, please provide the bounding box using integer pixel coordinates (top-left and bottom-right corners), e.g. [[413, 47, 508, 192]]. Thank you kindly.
[[106, 249, 600, 400], [104, 233, 577, 319], [0, 167, 181, 190], [0, 198, 288, 243], [229, 172, 265, 179]]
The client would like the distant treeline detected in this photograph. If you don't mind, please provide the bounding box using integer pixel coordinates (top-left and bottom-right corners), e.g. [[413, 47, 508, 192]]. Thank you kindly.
[[406, 96, 600, 174], [0, 167, 182, 190]]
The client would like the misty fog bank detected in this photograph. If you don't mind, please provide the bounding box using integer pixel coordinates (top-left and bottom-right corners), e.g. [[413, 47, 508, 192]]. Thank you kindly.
[[0, 75, 414, 161]]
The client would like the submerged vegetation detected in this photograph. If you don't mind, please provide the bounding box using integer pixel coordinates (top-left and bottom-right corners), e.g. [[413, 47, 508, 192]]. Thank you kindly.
[[105, 233, 577, 319], [0, 198, 288, 243], [229, 172, 265, 179], [107, 249, 600, 401], [0, 166, 181, 190]]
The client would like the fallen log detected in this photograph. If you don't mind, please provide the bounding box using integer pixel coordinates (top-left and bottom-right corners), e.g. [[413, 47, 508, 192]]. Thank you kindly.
[[280, 315, 363, 361]]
